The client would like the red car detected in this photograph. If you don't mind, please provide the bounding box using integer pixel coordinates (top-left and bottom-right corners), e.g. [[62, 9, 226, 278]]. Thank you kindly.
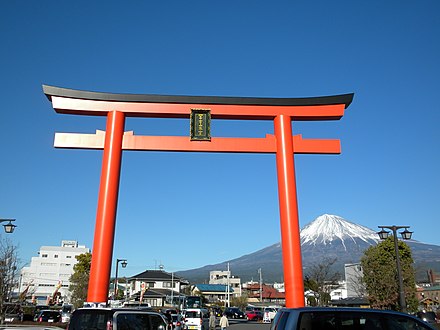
[[246, 310, 263, 321]]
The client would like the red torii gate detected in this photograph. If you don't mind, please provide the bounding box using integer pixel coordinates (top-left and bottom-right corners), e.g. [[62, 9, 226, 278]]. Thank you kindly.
[[43, 85, 353, 307]]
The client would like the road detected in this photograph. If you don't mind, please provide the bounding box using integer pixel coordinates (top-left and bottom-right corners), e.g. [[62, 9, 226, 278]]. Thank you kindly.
[[228, 320, 272, 330]]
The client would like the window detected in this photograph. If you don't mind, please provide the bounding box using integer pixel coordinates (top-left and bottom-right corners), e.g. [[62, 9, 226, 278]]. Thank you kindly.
[[272, 311, 289, 330], [150, 314, 167, 330], [297, 311, 433, 330], [299, 312, 337, 330], [384, 314, 431, 330], [42, 254, 48, 258], [116, 313, 150, 330], [54, 254, 59, 258]]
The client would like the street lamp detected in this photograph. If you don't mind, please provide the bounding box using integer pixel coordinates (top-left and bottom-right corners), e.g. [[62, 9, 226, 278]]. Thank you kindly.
[[377, 225, 413, 312], [114, 258, 127, 299], [0, 219, 17, 233]]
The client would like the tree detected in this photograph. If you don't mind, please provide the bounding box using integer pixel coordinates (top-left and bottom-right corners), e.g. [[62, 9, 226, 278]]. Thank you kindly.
[[0, 238, 19, 324], [230, 294, 248, 310], [69, 252, 92, 309], [361, 237, 418, 312], [304, 257, 341, 306]]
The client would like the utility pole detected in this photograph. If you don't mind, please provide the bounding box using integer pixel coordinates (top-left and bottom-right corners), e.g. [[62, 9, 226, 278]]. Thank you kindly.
[[171, 272, 174, 306], [227, 263, 230, 308], [258, 268, 263, 302]]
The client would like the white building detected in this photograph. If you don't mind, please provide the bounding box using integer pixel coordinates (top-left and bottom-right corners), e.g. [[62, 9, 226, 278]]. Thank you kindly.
[[126, 270, 189, 307], [209, 270, 242, 297], [329, 280, 348, 301], [19, 240, 90, 304], [345, 262, 365, 297], [273, 282, 285, 293]]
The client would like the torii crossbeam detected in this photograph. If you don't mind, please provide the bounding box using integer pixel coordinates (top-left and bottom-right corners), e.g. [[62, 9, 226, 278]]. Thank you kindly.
[[43, 85, 353, 307]]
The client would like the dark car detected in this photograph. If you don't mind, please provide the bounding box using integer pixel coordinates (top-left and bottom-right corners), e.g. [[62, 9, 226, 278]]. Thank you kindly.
[[271, 307, 437, 330], [224, 307, 246, 319], [211, 307, 223, 317], [68, 308, 169, 330], [34, 309, 62, 323], [416, 311, 439, 324], [171, 313, 184, 330]]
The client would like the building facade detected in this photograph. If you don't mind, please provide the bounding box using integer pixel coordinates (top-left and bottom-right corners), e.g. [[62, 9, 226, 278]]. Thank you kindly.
[[190, 284, 233, 305], [127, 270, 189, 308], [209, 270, 242, 297], [243, 283, 285, 304], [345, 263, 365, 298], [19, 240, 90, 304]]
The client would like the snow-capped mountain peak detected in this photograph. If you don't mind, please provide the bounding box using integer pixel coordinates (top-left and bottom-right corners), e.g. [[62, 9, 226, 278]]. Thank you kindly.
[[300, 214, 379, 248]]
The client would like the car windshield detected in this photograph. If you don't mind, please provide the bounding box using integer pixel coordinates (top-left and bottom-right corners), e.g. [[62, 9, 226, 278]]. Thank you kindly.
[[185, 311, 201, 318], [69, 310, 110, 330]]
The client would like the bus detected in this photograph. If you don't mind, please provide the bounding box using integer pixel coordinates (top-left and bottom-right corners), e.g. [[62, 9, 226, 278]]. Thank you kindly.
[[184, 296, 202, 309]]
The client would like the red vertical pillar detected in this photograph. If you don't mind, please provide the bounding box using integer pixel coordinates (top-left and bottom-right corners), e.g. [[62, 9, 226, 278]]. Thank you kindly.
[[87, 110, 125, 303], [274, 114, 305, 308]]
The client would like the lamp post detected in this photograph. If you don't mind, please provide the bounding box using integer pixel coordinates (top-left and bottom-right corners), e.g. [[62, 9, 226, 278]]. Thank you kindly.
[[114, 259, 127, 299], [0, 219, 17, 233], [377, 225, 413, 312]]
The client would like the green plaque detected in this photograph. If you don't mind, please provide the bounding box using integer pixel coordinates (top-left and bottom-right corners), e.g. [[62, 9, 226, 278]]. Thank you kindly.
[[190, 109, 211, 141]]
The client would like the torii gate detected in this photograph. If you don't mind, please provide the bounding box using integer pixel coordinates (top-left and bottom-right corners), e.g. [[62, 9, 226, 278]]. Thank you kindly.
[[43, 85, 353, 307]]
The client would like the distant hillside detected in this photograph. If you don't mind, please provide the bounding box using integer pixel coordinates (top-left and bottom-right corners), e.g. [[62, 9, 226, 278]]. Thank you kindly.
[[176, 214, 440, 283]]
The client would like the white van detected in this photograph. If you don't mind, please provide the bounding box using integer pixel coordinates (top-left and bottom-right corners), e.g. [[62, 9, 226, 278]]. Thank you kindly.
[[263, 307, 279, 323], [183, 308, 210, 330]]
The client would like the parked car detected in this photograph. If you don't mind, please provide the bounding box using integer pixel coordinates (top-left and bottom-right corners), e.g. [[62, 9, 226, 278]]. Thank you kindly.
[[224, 307, 246, 319], [245, 310, 263, 321], [3, 302, 22, 323], [211, 307, 223, 317], [263, 307, 279, 323], [61, 311, 71, 323], [31, 305, 51, 322], [183, 308, 210, 330], [416, 311, 439, 324], [68, 307, 169, 330], [171, 313, 184, 330], [270, 307, 437, 330], [245, 306, 263, 312], [34, 309, 62, 323]]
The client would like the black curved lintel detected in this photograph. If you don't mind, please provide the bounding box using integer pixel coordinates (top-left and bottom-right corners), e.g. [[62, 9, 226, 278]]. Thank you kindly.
[[43, 85, 354, 109]]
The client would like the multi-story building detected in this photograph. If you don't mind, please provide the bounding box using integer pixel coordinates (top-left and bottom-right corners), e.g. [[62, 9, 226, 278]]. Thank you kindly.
[[19, 240, 90, 304], [242, 282, 285, 304], [190, 283, 233, 304], [345, 263, 365, 298], [209, 270, 242, 297]]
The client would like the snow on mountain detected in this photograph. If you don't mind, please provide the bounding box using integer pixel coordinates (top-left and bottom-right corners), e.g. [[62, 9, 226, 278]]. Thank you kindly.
[[178, 214, 440, 283], [300, 214, 379, 249]]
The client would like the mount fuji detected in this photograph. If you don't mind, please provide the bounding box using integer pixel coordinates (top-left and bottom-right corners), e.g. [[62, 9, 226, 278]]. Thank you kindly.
[[299, 214, 380, 266], [176, 214, 440, 283]]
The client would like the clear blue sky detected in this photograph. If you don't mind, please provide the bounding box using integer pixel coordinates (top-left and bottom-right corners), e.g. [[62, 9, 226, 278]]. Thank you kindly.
[[1, 1, 439, 278]]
